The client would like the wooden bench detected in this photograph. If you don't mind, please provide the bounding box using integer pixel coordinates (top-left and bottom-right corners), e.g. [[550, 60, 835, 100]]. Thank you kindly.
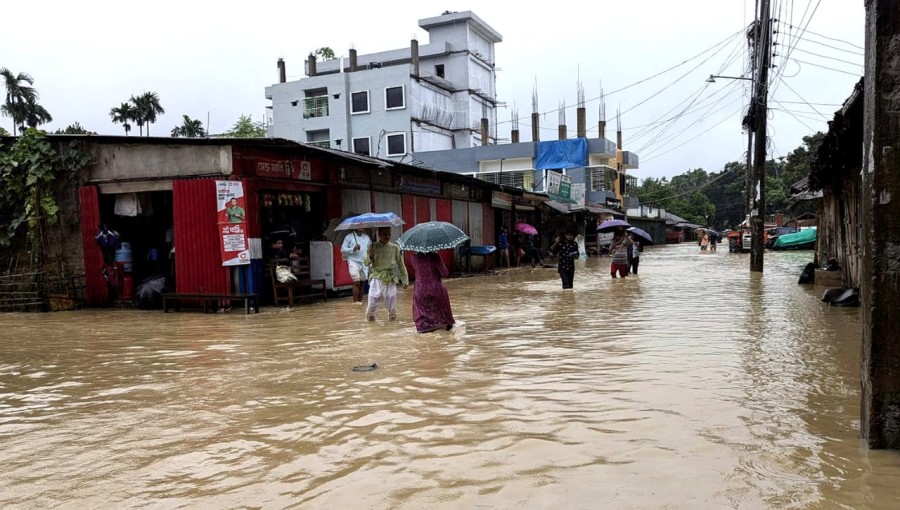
[[162, 292, 259, 314], [271, 257, 327, 305]]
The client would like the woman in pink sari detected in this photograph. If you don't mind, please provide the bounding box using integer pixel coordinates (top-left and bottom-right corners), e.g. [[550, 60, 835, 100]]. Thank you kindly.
[[411, 252, 455, 333]]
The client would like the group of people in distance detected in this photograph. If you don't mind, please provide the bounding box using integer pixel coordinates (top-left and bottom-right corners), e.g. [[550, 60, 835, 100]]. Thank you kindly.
[[549, 226, 642, 289], [341, 226, 454, 334], [336, 224, 644, 331], [699, 231, 717, 251]]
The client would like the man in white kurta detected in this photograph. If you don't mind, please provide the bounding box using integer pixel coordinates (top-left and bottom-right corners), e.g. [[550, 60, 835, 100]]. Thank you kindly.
[[341, 228, 371, 304]]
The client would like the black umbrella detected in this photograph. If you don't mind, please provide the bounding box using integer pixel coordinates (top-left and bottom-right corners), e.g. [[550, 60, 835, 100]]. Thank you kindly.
[[322, 212, 361, 244], [626, 227, 654, 245], [135, 274, 168, 309]]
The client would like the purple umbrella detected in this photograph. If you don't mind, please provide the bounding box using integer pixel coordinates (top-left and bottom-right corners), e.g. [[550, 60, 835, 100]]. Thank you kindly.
[[596, 219, 632, 233]]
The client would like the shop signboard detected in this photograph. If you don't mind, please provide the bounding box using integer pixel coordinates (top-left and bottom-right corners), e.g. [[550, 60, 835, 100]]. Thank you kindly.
[[571, 183, 586, 208], [216, 180, 250, 266], [547, 171, 576, 204], [254, 158, 315, 181]]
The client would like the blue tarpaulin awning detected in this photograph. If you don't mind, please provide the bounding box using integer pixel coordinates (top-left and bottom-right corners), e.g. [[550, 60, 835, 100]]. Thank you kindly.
[[535, 139, 587, 169]]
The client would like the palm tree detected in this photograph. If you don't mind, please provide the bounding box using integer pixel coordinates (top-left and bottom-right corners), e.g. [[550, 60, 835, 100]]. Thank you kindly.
[[170, 115, 206, 138], [1, 67, 38, 135], [109, 102, 135, 135], [21, 96, 52, 128], [131, 91, 164, 136]]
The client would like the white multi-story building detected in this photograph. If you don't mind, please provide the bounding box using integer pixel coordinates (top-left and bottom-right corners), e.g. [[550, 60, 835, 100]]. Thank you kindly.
[[265, 11, 502, 159]]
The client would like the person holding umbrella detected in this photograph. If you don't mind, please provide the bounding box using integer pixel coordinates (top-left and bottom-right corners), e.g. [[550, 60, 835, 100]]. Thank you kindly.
[[410, 252, 455, 332], [396, 221, 468, 332], [628, 232, 641, 274], [365, 227, 409, 322], [550, 229, 580, 289], [609, 227, 632, 278], [341, 228, 371, 304]]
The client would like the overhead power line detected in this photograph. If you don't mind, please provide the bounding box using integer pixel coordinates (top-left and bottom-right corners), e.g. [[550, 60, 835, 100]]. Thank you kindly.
[[495, 28, 745, 127]]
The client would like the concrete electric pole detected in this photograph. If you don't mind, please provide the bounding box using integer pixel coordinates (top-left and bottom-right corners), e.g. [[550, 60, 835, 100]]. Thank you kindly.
[[750, 0, 772, 272]]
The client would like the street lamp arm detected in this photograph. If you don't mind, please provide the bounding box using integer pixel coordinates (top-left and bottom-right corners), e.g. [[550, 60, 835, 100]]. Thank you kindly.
[[705, 74, 753, 83]]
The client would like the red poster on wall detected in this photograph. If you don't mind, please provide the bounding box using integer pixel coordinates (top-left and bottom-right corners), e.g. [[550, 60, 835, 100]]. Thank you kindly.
[[216, 180, 250, 266]]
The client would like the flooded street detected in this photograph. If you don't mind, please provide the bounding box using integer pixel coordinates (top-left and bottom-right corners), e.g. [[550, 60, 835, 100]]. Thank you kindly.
[[2, 243, 899, 509]]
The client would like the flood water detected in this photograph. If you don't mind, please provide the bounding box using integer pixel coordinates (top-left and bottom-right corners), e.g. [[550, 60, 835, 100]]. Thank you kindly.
[[2, 243, 899, 509]]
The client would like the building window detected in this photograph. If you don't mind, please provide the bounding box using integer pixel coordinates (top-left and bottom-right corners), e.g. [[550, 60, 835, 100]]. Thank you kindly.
[[435, 64, 445, 78], [586, 166, 615, 192], [351, 91, 369, 114], [352, 137, 371, 156], [303, 96, 329, 118], [478, 170, 534, 190], [306, 129, 330, 148], [625, 175, 637, 195], [386, 132, 406, 156], [385, 86, 405, 110]]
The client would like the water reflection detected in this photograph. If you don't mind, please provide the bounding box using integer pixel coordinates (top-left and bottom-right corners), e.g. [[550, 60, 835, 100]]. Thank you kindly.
[[2, 244, 899, 508]]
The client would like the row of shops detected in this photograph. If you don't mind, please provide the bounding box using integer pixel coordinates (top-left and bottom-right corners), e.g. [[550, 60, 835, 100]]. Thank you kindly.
[[67, 137, 584, 307]]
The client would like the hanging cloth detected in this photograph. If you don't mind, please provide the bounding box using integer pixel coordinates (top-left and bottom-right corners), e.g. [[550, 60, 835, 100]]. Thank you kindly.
[[114, 193, 142, 217]]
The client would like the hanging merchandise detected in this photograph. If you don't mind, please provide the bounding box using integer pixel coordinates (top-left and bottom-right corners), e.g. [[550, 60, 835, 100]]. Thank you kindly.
[[304, 194, 311, 212], [95, 225, 121, 264]]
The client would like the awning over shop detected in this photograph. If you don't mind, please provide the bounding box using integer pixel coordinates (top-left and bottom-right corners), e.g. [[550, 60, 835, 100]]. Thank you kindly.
[[545, 200, 622, 217], [584, 203, 621, 216], [545, 200, 572, 214]]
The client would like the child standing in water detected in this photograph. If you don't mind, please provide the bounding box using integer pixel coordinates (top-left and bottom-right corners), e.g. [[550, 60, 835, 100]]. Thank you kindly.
[[551, 230, 580, 289]]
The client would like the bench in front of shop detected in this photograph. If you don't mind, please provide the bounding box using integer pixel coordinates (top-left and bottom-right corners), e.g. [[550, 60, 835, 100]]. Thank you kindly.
[[162, 292, 260, 314], [270, 258, 327, 305]]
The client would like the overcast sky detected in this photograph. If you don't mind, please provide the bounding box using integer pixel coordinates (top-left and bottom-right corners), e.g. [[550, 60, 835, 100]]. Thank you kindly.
[[2, 1, 865, 181]]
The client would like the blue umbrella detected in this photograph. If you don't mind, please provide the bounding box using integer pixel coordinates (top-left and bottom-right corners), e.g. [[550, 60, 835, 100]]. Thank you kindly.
[[626, 226, 654, 245], [596, 219, 632, 233], [335, 212, 405, 231]]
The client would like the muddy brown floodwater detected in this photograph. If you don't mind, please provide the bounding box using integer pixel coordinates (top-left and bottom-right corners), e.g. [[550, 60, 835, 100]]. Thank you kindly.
[[2, 244, 899, 509]]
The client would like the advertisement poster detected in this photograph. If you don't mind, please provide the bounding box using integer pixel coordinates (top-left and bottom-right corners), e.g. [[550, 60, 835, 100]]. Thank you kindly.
[[216, 180, 250, 266], [546, 171, 574, 203]]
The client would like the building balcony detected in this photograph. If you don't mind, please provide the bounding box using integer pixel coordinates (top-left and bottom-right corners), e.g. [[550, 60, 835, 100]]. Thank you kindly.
[[618, 150, 639, 169]]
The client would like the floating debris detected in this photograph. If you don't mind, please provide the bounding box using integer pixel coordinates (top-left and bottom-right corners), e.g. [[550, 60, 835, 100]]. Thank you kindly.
[[352, 362, 379, 372]]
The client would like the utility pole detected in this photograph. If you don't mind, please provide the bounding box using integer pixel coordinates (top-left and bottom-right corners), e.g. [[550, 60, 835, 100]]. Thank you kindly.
[[750, 0, 772, 272]]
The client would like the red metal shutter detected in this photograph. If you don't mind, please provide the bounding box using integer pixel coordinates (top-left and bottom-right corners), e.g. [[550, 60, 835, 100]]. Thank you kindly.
[[79, 186, 107, 306], [435, 199, 454, 271], [401, 194, 417, 279], [173, 179, 230, 294]]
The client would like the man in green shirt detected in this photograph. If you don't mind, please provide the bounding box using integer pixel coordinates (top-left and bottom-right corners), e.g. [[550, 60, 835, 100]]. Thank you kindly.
[[365, 227, 409, 321], [226, 198, 245, 223]]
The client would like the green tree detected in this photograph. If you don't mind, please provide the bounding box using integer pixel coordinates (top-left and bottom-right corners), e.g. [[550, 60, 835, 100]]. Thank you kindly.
[[0, 129, 92, 253], [0, 67, 37, 135], [0, 126, 9, 136], [314, 47, 335, 60], [778, 132, 824, 188], [703, 161, 747, 229], [20, 96, 52, 129], [225, 114, 266, 138], [109, 102, 136, 135], [170, 115, 206, 138], [131, 91, 165, 136], [633, 176, 676, 209], [53, 122, 95, 135]]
